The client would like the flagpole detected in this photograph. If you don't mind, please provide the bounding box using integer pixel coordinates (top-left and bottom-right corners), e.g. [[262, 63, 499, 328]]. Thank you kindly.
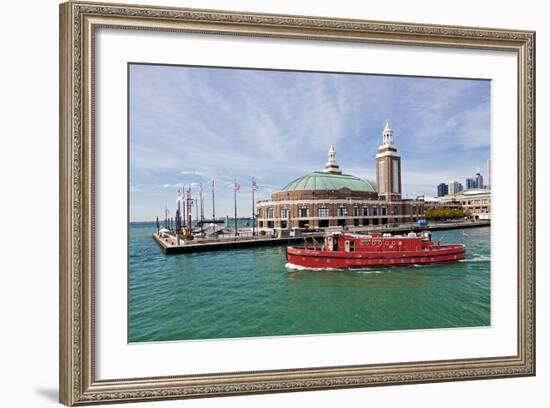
[[252, 179, 255, 237], [176, 190, 181, 245], [234, 180, 238, 237], [199, 183, 204, 235], [195, 194, 199, 229], [186, 185, 193, 240], [181, 185, 187, 229], [199, 183, 204, 222], [212, 180, 215, 220]]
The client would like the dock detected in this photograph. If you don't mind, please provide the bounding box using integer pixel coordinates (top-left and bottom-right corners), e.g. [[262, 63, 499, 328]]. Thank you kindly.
[[153, 220, 490, 255], [153, 233, 324, 254]]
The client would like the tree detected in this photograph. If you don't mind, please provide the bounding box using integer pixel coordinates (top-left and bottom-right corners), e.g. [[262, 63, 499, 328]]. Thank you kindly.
[[424, 207, 471, 221]]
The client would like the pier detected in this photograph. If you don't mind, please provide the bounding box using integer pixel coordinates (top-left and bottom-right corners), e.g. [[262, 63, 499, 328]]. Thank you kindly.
[[153, 220, 490, 255], [153, 233, 323, 254]]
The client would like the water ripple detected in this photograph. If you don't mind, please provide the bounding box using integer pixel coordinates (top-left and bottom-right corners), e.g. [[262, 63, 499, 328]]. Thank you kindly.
[[129, 223, 491, 342]]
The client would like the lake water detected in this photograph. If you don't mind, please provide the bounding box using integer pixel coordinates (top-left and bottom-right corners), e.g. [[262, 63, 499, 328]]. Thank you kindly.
[[129, 223, 490, 342]]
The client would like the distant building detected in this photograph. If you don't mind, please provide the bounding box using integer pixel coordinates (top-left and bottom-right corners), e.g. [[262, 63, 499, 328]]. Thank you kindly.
[[439, 188, 491, 220], [487, 158, 491, 190], [475, 172, 484, 190], [465, 178, 476, 189], [448, 181, 463, 195], [437, 183, 448, 197]]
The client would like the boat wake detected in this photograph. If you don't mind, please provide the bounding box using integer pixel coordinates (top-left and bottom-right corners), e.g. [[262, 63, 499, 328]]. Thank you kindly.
[[285, 262, 384, 274], [285, 262, 338, 271], [459, 255, 491, 263]]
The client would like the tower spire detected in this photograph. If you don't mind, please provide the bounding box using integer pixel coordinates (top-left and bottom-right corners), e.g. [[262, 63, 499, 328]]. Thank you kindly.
[[323, 145, 342, 174], [383, 121, 394, 146]]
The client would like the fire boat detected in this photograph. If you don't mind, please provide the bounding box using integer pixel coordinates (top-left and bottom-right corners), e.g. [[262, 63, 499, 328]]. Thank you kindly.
[[286, 231, 465, 270]]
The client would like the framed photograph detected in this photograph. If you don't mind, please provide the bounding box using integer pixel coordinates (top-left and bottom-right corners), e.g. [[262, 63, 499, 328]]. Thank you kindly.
[[59, 1, 535, 405]]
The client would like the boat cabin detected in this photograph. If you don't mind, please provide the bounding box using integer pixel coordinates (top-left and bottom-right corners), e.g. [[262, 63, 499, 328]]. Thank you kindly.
[[324, 232, 434, 253]]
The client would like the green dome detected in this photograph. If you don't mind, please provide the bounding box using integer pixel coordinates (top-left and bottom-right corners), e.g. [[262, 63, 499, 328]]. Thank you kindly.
[[282, 171, 377, 193]]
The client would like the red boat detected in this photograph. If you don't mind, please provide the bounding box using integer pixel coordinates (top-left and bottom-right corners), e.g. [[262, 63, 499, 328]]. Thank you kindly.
[[286, 231, 465, 270]]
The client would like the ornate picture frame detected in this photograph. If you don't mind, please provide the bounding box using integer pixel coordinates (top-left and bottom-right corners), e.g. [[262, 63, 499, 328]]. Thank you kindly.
[[59, 1, 535, 405]]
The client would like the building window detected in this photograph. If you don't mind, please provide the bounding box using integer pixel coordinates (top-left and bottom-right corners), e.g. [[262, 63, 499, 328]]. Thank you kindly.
[[353, 206, 359, 217], [392, 159, 399, 193], [280, 208, 289, 219], [372, 207, 378, 216], [337, 206, 347, 217], [382, 207, 387, 216], [281, 221, 287, 229], [362, 206, 369, 216], [267, 207, 273, 219], [258, 208, 263, 218], [298, 207, 309, 218], [378, 160, 385, 193], [318, 206, 329, 218], [393, 206, 398, 215]]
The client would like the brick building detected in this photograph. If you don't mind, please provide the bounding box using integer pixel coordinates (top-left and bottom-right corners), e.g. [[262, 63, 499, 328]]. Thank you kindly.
[[257, 123, 426, 231]]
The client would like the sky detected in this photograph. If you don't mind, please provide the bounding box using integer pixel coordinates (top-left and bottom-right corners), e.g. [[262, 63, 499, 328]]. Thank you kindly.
[[129, 63, 491, 222]]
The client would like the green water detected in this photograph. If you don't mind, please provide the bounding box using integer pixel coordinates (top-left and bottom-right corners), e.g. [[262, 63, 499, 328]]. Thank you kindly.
[[129, 223, 490, 342]]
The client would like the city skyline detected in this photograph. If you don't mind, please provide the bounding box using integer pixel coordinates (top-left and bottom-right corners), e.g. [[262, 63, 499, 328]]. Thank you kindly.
[[437, 165, 490, 197], [129, 64, 491, 221]]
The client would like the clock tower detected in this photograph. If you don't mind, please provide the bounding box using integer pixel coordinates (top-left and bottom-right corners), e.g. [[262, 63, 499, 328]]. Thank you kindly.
[[376, 122, 402, 201]]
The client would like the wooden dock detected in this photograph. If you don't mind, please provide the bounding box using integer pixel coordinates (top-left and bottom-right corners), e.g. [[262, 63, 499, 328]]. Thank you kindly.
[[153, 220, 490, 255], [153, 233, 323, 255]]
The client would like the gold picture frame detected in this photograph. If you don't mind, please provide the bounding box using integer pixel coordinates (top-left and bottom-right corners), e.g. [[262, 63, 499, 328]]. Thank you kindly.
[[59, 1, 536, 405]]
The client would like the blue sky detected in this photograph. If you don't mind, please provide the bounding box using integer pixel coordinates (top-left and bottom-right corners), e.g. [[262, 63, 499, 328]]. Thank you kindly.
[[129, 64, 490, 222]]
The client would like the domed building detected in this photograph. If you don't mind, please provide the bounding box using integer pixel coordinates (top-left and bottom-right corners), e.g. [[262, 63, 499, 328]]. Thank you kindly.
[[257, 123, 426, 231]]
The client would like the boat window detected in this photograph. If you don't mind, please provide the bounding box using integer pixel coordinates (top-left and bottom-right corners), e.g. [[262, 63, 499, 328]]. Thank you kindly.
[[349, 241, 355, 252]]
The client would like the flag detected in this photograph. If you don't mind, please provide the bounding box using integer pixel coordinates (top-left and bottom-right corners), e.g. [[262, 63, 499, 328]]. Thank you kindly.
[[234, 181, 240, 192], [211, 179, 215, 192], [252, 178, 259, 192]]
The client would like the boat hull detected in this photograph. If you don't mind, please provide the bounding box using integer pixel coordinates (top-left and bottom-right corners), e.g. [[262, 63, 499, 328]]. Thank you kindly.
[[286, 245, 465, 270]]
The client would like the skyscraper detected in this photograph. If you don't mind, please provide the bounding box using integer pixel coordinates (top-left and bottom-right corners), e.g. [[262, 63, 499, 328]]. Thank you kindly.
[[465, 178, 476, 189], [487, 158, 491, 190], [448, 181, 463, 195], [475, 172, 484, 190], [437, 183, 448, 197]]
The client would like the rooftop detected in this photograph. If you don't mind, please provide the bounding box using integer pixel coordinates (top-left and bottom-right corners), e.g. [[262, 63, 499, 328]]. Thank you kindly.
[[281, 171, 377, 193]]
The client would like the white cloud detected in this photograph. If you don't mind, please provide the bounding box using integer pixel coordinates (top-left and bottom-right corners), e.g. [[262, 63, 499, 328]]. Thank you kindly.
[[129, 65, 490, 220]]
